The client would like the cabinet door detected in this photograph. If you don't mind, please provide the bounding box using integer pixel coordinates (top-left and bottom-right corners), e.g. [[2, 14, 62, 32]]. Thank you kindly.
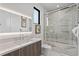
[[30, 44, 35, 56], [19, 45, 32, 56], [19, 41, 41, 56], [11, 49, 20, 56], [3, 49, 19, 56], [20, 45, 33, 56], [26, 41, 41, 56], [24, 45, 31, 56], [3, 53, 12, 56], [33, 41, 41, 56], [29, 41, 41, 56], [19, 48, 24, 56], [37, 41, 41, 56]]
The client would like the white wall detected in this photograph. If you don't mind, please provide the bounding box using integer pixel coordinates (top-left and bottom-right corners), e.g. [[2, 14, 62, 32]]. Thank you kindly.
[[0, 3, 33, 17], [32, 4, 45, 40]]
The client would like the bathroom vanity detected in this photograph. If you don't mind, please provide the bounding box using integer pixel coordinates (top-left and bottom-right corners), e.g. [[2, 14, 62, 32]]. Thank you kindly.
[[0, 7, 41, 56], [0, 32, 41, 56], [0, 38, 41, 56], [3, 40, 41, 56]]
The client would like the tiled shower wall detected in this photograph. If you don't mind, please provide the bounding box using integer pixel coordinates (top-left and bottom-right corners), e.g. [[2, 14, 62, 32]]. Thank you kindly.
[[45, 6, 78, 45]]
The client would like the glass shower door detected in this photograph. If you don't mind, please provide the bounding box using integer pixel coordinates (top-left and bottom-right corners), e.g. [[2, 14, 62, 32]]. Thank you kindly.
[[45, 5, 78, 56]]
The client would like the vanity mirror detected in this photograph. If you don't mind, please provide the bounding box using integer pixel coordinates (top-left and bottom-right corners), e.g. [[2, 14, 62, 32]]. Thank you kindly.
[[0, 9, 32, 33]]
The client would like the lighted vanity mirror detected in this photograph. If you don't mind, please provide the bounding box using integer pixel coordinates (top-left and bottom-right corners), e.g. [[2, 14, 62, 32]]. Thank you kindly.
[[0, 9, 32, 33]]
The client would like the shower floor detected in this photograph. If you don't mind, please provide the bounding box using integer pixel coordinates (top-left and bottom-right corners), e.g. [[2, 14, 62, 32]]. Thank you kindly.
[[42, 40, 78, 56], [41, 48, 68, 56]]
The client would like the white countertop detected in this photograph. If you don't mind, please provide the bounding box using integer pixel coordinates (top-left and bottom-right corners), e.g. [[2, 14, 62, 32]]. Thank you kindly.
[[0, 38, 41, 56], [0, 32, 32, 39]]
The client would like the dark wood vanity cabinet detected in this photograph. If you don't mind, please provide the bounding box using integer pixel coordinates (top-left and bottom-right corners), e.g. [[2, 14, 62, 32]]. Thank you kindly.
[[3, 41, 41, 56], [3, 49, 20, 56]]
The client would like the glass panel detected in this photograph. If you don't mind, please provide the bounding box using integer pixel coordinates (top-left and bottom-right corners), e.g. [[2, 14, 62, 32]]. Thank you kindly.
[[33, 8, 39, 24], [33, 7, 40, 24], [45, 5, 78, 56]]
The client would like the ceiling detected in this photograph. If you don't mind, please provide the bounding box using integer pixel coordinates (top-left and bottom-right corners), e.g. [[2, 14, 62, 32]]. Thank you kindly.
[[0, 3, 75, 17], [40, 3, 75, 12], [0, 3, 34, 17]]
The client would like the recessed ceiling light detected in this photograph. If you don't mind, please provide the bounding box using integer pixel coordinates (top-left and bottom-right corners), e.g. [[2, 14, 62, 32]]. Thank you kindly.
[[57, 5, 59, 8]]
